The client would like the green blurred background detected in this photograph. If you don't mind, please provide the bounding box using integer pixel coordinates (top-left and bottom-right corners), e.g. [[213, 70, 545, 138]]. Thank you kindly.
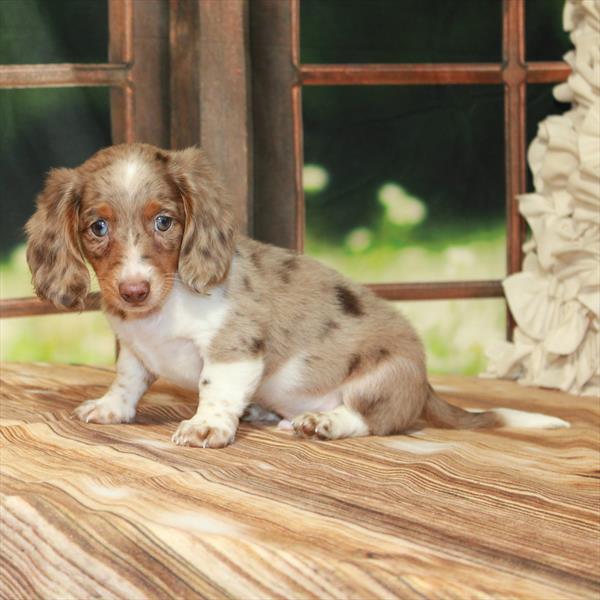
[[0, 0, 568, 373]]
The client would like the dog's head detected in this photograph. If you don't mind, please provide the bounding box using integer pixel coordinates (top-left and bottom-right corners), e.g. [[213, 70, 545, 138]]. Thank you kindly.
[[25, 144, 235, 317]]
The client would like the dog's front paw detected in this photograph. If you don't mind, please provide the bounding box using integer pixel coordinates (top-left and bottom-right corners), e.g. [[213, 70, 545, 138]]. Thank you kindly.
[[73, 397, 136, 424], [292, 412, 334, 440], [171, 416, 236, 448]]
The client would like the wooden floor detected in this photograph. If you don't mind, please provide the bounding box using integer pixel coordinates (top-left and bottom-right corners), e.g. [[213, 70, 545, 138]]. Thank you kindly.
[[1, 362, 598, 599]]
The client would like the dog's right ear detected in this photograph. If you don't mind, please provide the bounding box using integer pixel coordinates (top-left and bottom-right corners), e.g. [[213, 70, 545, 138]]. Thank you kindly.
[[165, 148, 235, 293], [25, 168, 90, 310]]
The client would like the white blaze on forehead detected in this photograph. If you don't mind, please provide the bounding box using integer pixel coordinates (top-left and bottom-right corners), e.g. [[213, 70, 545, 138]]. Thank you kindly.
[[113, 157, 150, 195], [119, 233, 154, 283]]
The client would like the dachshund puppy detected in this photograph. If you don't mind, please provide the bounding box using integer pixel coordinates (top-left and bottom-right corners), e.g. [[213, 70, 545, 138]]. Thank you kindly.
[[26, 144, 568, 447]]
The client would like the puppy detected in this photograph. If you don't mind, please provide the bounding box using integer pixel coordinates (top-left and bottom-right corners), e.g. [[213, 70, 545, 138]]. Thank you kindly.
[[25, 144, 568, 447]]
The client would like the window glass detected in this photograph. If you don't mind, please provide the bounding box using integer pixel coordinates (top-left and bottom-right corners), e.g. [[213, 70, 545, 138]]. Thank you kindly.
[[303, 85, 505, 284], [0, 0, 108, 64], [301, 0, 502, 64], [396, 299, 506, 375], [526, 0, 571, 62]]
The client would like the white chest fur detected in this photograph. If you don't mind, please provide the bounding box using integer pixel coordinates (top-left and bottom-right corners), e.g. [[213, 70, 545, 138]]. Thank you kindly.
[[107, 281, 230, 390]]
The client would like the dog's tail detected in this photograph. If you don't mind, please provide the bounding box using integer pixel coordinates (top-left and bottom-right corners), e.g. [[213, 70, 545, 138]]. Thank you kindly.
[[422, 385, 569, 430]]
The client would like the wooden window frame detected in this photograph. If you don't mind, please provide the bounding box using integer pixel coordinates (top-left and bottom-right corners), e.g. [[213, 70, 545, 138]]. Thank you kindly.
[[251, 0, 570, 335], [0, 0, 570, 337]]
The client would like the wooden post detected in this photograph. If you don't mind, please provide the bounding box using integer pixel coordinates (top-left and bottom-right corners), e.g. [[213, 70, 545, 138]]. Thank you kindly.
[[109, 0, 170, 147], [250, 0, 303, 250], [170, 0, 253, 235]]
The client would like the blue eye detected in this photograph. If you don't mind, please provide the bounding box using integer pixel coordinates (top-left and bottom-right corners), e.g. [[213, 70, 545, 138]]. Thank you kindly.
[[91, 219, 108, 237], [154, 215, 172, 232]]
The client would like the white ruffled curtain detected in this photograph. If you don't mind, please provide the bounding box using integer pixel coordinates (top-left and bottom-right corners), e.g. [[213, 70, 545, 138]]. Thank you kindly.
[[483, 0, 600, 396]]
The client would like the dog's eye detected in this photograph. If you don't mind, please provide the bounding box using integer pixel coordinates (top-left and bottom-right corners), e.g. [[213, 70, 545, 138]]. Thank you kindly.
[[90, 219, 108, 237], [154, 215, 172, 232]]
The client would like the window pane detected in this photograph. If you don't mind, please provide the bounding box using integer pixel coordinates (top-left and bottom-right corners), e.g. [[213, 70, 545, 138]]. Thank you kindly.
[[526, 0, 571, 62], [1, 312, 114, 365], [303, 85, 505, 283], [0, 87, 111, 300], [396, 299, 506, 375], [301, 0, 502, 63], [0, 0, 108, 64]]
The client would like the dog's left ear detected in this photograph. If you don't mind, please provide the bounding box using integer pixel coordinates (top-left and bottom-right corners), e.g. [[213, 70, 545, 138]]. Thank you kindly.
[[164, 147, 235, 292], [25, 167, 90, 309]]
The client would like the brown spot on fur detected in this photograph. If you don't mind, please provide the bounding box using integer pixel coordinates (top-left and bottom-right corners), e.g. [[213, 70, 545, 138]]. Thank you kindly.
[[335, 285, 364, 317], [182, 238, 194, 256], [250, 252, 262, 270], [279, 256, 298, 284], [69, 281, 87, 297], [243, 276, 253, 293], [283, 256, 298, 270], [356, 396, 385, 418], [32, 245, 45, 266], [201, 379, 210, 386], [279, 255, 299, 284], [319, 319, 340, 340], [155, 151, 169, 163], [375, 348, 390, 363], [250, 338, 265, 355], [347, 354, 362, 377], [46, 247, 58, 266], [304, 355, 320, 364], [201, 247, 212, 258]]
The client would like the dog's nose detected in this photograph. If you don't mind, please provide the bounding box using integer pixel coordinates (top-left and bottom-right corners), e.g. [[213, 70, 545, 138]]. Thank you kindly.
[[119, 280, 150, 304]]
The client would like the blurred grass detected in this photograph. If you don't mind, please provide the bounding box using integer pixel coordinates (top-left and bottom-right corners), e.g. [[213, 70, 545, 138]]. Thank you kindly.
[[0, 245, 114, 365], [306, 222, 505, 283]]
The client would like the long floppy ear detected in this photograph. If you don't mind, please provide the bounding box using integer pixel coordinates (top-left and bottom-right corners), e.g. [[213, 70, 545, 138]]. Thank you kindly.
[[25, 167, 90, 310], [166, 147, 235, 292]]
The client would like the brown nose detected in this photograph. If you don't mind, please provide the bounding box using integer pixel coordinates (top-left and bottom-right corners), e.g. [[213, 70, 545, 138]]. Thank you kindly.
[[118, 280, 150, 304]]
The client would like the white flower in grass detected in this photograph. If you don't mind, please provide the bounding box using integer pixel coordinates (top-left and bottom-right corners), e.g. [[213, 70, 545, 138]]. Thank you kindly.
[[303, 164, 329, 193], [378, 183, 426, 226], [346, 227, 372, 252]]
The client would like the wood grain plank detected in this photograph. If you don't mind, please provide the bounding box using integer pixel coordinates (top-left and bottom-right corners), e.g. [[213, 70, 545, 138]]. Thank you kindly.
[[1, 362, 598, 598]]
